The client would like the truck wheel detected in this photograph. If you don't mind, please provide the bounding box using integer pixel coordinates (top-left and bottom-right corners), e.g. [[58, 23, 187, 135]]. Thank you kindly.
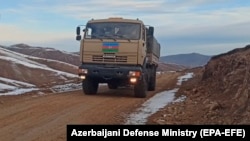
[[148, 68, 156, 91], [82, 78, 98, 95], [134, 75, 147, 98]]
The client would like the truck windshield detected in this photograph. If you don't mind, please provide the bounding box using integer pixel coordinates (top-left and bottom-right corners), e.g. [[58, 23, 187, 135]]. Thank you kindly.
[[84, 22, 140, 40]]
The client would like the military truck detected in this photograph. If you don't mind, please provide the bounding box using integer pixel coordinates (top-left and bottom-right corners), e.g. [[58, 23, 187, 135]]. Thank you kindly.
[[76, 17, 160, 98]]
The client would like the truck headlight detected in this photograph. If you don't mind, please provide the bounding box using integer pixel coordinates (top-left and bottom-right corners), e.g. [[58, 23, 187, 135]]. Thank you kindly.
[[79, 75, 86, 80], [130, 77, 137, 83]]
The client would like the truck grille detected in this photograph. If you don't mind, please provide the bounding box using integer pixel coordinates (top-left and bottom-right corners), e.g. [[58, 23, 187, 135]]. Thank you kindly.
[[92, 53, 127, 63]]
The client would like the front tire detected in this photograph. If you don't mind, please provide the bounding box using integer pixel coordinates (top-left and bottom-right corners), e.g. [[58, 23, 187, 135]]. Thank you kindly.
[[82, 78, 98, 95], [134, 74, 147, 98], [148, 67, 156, 91]]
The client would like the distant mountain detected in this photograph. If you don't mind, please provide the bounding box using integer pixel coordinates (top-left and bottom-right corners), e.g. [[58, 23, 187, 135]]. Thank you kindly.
[[160, 53, 212, 68], [157, 62, 188, 72]]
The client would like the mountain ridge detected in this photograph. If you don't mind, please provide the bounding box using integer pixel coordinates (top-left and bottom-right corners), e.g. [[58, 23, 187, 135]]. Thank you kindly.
[[160, 52, 212, 68]]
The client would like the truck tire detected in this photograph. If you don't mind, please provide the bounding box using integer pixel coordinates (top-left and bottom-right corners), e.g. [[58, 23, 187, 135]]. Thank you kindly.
[[134, 75, 147, 98], [82, 78, 98, 95], [148, 67, 156, 91]]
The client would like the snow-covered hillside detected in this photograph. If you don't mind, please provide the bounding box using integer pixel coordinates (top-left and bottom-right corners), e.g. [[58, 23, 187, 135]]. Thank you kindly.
[[0, 46, 80, 95]]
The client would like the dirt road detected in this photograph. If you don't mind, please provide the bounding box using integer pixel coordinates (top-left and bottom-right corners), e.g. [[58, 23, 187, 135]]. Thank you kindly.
[[0, 72, 182, 141]]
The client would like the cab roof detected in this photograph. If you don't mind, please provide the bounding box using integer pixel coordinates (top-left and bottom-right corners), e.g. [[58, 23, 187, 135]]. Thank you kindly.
[[87, 17, 144, 24]]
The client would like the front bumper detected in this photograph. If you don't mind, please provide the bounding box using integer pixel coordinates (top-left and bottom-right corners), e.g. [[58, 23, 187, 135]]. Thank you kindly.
[[78, 64, 142, 82]]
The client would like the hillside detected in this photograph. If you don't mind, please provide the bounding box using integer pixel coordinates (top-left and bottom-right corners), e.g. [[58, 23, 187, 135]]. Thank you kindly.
[[148, 44, 250, 124], [0, 46, 79, 95], [6, 44, 80, 66], [160, 53, 211, 68]]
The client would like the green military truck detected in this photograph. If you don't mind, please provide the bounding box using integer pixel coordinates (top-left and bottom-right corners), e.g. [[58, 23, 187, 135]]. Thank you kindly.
[[76, 17, 161, 98]]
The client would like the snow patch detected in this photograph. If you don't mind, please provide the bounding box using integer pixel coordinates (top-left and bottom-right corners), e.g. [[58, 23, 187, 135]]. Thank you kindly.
[[0, 77, 36, 87], [125, 72, 194, 125], [0, 88, 39, 96], [50, 83, 82, 93], [0, 56, 77, 78]]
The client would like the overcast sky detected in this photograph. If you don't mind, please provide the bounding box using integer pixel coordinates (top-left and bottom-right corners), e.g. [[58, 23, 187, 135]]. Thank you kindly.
[[1, 0, 250, 56]]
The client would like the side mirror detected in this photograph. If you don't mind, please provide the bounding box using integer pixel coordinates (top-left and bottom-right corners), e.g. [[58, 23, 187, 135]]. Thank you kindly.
[[148, 26, 154, 36], [76, 35, 81, 41], [76, 26, 81, 35], [76, 26, 81, 41]]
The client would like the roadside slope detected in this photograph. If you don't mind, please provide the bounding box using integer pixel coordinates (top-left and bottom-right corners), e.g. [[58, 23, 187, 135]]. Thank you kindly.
[[147, 44, 250, 124]]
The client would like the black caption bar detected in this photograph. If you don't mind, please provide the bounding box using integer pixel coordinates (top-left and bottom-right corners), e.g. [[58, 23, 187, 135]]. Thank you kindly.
[[67, 125, 250, 140]]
